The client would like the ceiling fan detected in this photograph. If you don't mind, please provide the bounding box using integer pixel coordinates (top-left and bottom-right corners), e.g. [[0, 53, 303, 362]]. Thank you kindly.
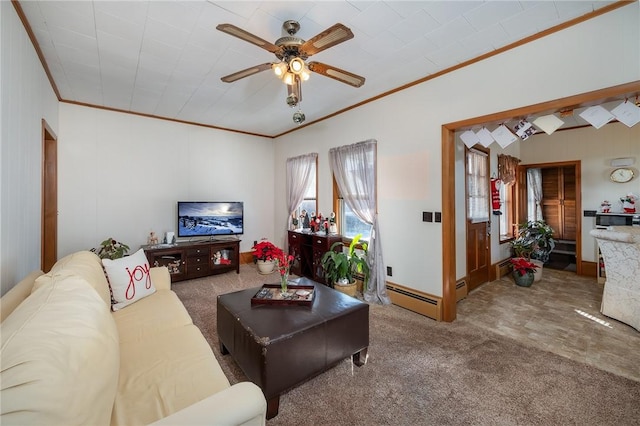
[[216, 20, 366, 89]]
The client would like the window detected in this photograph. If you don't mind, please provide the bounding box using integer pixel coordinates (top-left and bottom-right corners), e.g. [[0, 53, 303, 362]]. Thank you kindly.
[[296, 165, 317, 218], [499, 181, 516, 241], [466, 148, 489, 222], [286, 153, 317, 227], [330, 142, 376, 242], [337, 193, 372, 240], [497, 153, 520, 242]]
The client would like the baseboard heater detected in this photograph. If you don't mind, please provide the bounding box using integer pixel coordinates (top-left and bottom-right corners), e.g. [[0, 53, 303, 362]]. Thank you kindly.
[[495, 258, 512, 279], [386, 282, 442, 321]]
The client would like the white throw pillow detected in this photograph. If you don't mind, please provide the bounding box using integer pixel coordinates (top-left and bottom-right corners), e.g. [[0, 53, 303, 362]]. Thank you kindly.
[[102, 248, 156, 311]]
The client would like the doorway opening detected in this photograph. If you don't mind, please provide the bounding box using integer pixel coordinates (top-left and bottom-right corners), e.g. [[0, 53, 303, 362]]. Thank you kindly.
[[441, 80, 640, 322], [517, 161, 582, 274]]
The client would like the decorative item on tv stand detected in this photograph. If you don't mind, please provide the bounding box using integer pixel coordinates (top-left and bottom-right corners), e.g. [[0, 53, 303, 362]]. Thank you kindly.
[[510, 220, 555, 283], [252, 239, 279, 275], [320, 234, 369, 297]]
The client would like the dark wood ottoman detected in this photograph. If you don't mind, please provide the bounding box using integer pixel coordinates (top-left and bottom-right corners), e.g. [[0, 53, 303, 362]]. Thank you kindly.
[[217, 277, 369, 419]]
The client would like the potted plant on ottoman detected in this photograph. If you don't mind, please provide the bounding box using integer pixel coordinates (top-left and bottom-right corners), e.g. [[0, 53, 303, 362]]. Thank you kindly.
[[252, 239, 282, 275], [510, 257, 539, 287]]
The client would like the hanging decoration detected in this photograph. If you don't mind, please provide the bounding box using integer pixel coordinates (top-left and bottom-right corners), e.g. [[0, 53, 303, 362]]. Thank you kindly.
[[491, 178, 502, 215]]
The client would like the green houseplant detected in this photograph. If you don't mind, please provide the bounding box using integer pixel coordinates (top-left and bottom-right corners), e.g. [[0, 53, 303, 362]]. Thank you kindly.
[[92, 238, 130, 260], [511, 220, 556, 263], [321, 234, 369, 296]]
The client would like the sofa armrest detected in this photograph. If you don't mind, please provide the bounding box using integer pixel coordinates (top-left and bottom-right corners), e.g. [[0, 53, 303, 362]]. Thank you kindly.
[[150, 267, 172, 291], [148, 382, 266, 426], [1, 270, 44, 322]]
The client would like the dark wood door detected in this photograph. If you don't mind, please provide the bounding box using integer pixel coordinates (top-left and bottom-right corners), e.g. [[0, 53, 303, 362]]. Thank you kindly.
[[42, 123, 57, 272], [467, 220, 490, 291], [541, 166, 576, 240], [465, 147, 490, 291]]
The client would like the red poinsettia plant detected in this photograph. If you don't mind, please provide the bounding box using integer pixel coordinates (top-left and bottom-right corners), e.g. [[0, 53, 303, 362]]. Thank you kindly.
[[252, 240, 283, 262], [510, 257, 539, 276]]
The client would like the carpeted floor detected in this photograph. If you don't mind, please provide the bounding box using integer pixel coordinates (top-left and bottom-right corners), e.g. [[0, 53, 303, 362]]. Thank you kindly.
[[172, 265, 640, 425]]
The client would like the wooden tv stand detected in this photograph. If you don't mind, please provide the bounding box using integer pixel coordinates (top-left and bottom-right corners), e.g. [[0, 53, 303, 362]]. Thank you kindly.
[[142, 239, 240, 282]]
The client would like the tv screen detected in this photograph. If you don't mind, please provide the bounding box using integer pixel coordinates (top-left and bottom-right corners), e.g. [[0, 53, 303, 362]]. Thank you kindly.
[[177, 201, 244, 238]]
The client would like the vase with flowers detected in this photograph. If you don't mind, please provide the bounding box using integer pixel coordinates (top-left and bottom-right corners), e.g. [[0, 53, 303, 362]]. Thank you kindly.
[[510, 257, 539, 287], [252, 239, 282, 275], [276, 251, 294, 293]]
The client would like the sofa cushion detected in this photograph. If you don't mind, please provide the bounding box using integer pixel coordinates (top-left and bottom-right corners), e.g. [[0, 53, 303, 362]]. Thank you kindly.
[[103, 248, 157, 311], [33, 250, 112, 307], [111, 324, 231, 425], [112, 289, 193, 343], [0, 274, 120, 425]]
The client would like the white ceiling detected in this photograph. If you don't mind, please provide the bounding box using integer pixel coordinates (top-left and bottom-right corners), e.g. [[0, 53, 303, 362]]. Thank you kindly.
[[17, 0, 623, 137]]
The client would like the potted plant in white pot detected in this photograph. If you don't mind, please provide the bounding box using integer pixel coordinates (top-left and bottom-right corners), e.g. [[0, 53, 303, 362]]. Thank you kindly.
[[511, 220, 555, 282], [252, 239, 281, 275]]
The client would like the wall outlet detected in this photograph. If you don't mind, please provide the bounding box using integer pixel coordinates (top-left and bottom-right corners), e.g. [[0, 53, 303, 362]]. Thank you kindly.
[[422, 211, 433, 222], [386, 266, 393, 276], [434, 212, 442, 223]]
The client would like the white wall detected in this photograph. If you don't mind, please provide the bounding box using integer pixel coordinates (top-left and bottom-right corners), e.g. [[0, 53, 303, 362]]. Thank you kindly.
[[58, 104, 274, 257], [520, 122, 640, 262], [1, 2, 59, 296], [273, 4, 639, 297]]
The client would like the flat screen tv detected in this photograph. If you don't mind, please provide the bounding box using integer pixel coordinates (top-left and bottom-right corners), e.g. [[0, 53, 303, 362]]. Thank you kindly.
[[177, 201, 244, 238]]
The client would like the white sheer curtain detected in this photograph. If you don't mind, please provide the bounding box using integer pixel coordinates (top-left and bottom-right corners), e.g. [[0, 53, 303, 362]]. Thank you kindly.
[[527, 168, 543, 221], [329, 140, 390, 305], [286, 153, 317, 229], [467, 149, 489, 222]]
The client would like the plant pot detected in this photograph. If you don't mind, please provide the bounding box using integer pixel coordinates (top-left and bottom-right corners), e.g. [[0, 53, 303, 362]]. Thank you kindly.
[[513, 271, 534, 287], [334, 280, 357, 297], [256, 259, 276, 275], [531, 259, 543, 282]]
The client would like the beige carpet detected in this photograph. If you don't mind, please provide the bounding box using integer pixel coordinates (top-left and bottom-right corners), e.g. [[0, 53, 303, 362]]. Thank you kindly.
[[173, 265, 640, 425]]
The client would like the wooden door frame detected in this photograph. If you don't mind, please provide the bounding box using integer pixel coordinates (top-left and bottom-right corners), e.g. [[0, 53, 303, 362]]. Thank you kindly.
[[516, 161, 582, 275], [41, 119, 57, 272], [441, 80, 640, 322]]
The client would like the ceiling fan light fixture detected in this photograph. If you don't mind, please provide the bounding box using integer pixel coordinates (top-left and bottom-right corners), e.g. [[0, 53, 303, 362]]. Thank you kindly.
[[283, 72, 295, 85], [289, 57, 305, 74], [300, 68, 310, 81], [272, 62, 287, 78]]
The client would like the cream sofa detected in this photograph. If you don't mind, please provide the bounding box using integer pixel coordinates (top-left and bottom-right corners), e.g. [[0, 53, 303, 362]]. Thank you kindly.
[[590, 226, 640, 331], [0, 250, 266, 425]]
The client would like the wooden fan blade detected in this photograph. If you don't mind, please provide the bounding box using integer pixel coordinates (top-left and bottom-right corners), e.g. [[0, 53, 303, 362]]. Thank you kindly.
[[221, 63, 273, 83], [216, 23, 279, 54], [307, 62, 365, 88], [300, 23, 354, 56]]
